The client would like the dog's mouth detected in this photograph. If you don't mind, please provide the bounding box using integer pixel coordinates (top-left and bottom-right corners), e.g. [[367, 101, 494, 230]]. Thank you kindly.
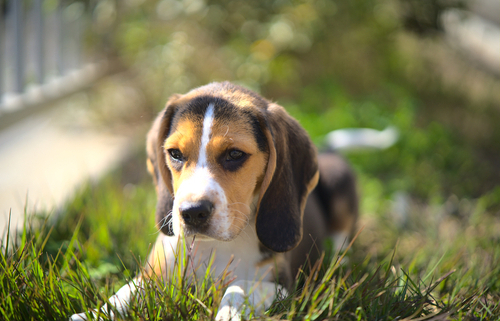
[[180, 224, 235, 242], [181, 224, 211, 239], [172, 195, 254, 242], [176, 210, 248, 242]]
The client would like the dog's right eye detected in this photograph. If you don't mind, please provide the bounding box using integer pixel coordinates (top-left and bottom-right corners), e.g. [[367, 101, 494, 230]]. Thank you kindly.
[[168, 149, 184, 161]]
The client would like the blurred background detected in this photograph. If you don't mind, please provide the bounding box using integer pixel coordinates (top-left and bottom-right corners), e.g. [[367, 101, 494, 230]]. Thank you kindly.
[[0, 0, 499, 239]]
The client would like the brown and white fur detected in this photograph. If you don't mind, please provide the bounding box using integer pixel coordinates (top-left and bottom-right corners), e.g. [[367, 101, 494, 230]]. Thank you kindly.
[[70, 82, 357, 321]]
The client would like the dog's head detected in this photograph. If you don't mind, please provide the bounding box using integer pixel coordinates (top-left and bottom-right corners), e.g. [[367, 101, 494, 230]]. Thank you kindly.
[[146, 82, 319, 252]]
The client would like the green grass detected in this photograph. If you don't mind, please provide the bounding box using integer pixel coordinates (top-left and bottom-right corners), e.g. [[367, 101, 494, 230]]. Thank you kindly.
[[2, 74, 500, 319], [3, 63, 500, 320], [2, 1, 500, 318], [1, 140, 499, 320]]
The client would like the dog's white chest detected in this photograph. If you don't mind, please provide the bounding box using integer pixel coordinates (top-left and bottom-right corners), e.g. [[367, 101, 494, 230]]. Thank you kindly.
[[159, 225, 272, 282]]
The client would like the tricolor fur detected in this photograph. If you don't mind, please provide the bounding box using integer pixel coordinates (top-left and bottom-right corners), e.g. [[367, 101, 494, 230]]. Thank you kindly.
[[71, 82, 358, 321]]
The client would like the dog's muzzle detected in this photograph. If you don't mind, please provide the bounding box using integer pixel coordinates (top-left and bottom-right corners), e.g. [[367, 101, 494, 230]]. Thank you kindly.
[[179, 200, 214, 228]]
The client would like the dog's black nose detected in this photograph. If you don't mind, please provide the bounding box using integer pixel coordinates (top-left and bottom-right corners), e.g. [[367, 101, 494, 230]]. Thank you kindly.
[[180, 200, 213, 227]]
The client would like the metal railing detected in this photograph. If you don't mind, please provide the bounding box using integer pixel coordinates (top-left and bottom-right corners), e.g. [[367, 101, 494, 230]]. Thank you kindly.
[[0, 0, 116, 128]]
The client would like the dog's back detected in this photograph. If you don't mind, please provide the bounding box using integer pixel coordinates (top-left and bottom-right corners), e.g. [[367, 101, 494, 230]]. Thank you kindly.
[[288, 152, 358, 279]]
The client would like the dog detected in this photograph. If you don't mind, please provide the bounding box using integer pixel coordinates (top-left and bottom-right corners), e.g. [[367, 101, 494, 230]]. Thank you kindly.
[[71, 81, 358, 321]]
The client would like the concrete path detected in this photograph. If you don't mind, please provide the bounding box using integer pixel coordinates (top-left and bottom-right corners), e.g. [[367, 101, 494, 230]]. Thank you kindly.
[[0, 97, 132, 235]]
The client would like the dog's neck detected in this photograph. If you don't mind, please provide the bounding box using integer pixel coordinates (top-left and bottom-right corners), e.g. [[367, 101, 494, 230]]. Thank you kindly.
[[169, 222, 273, 282]]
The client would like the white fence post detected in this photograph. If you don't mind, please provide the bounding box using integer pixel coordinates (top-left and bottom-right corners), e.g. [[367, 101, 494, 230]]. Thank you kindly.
[[11, 0, 24, 93]]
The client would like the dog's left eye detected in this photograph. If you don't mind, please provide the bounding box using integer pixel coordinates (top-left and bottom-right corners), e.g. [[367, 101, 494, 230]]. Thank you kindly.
[[219, 149, 250, 172], [168, 149, 184, 161], [227, 149, 245, 161], [221, 149, 248, 171]]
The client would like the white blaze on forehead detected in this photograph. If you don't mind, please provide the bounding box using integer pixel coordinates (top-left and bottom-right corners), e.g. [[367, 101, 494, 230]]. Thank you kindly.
[[171, 102, 233, 240], [198, 103, 215, 167]]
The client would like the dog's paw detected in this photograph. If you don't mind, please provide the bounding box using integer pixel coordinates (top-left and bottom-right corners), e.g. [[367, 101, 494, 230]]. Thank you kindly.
[[216, 282, 248, 321], [215, 305, 242, 321], [69, 279, 140, 321], [69, 312, 89, 321], [69, 309, 114, 321]]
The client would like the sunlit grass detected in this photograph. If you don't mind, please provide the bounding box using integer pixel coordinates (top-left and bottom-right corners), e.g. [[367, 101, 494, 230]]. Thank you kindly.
[[2, 83, 499, 319], [1, 157, 499, 320], [2, 0, 499, 318]]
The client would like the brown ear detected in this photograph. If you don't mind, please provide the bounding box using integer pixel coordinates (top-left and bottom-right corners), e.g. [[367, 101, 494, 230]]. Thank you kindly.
[[255, 103, 319, 252], [156, 94, 181, 195], [146, 94, 181, 236]]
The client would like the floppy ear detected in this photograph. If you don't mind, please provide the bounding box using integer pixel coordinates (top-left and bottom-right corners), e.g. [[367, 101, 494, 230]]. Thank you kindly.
[[255, 103, 319, 252], [156, 94, 181, 195], [146, 94, 181, 236]]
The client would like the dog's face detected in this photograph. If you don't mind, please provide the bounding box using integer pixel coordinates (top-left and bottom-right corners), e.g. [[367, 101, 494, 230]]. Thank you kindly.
[[164, 100, 268, 241], [147, 82, 319, 252]]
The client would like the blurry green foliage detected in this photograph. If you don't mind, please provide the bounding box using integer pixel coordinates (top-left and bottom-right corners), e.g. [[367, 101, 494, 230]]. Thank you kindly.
[[399, 0, 465, 34], [106, 0, 403, 108], [38, 152, 157, 274], [87, 0, 500, 204], [285, 82, 484, 199]]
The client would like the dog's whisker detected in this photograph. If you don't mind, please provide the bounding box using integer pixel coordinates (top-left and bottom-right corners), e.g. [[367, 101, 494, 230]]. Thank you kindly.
[[229, 217, 253, 240], [160, 211, 173, 225], [154, 215, 168, 228], [228, 206, 251, 217], [228, 202, 252, 211], [232, 224, 251, 240], [230, 213, 252, 228], [151, 215, 171, 235], [231, 214, 250, 224], [155, 211, 173, 234], [159, 218, 172, 231]]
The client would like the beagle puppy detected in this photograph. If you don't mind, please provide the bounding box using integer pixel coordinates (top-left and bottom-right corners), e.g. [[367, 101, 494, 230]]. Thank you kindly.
[[71, 82, 357, 321]]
